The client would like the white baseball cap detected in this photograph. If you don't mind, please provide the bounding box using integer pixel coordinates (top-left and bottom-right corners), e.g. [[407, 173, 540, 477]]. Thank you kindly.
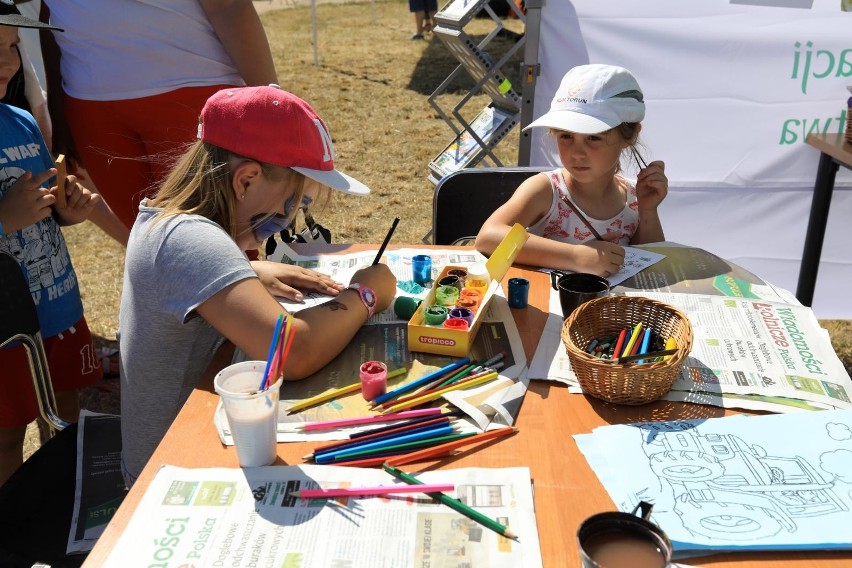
[[524, 64, 645, 134]]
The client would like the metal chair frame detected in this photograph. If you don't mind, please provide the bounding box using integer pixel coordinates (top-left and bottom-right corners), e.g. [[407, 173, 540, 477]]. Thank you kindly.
[[0, 251, 67, 436]]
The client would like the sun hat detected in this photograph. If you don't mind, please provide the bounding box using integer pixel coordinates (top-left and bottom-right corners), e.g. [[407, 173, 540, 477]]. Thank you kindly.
[[0, 1, 63, 31], [524, 64, 644, 134], [198, 84, 370, 195]]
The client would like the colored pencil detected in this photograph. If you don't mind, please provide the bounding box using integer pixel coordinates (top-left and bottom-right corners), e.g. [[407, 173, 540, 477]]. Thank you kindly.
[[286, 367, 407, 414], [260, 314, 285, 391], [613, 348, 678, 364], [382, 464, 518, 541], [314, 425, 458, 463], [291, 483, 455, 499], [381, 371, 499, 415], [298, 407, 443, 432], [272, 315, 296, 384], [636, 327, 652, 364], [333, 450, 455, 468], [304, 417, 454, 460], [371, 357, 472, 406], [620, 322, 643, 358], [378, 368, 498, 410], [348, 410, 463, 439], [329, 432, 475, 462], [386, 427, 518, 467], [372, 216, 400, 265]]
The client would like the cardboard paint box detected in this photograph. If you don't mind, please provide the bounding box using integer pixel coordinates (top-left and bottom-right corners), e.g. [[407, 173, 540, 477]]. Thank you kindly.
[[407, 224, 528, 357]]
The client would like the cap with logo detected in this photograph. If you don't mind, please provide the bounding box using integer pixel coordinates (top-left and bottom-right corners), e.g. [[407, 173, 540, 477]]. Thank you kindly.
[[198, 84, 369, 195], [0, 1, 63, 31], [524, 64, 644, 134]]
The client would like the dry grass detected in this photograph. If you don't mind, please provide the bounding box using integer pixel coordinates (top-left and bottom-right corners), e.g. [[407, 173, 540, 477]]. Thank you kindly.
[[24, 0, 851, 457]]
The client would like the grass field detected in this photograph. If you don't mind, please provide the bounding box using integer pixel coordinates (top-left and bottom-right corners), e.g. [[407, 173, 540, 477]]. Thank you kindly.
[[25, 0, 851, 457]]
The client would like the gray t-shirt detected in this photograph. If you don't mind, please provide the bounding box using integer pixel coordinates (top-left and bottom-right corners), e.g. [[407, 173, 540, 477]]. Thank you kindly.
[[119, 203, 257, 482]]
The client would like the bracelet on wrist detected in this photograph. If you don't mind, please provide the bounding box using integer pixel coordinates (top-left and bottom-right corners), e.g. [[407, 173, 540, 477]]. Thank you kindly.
[[347, 283, 378, 318]]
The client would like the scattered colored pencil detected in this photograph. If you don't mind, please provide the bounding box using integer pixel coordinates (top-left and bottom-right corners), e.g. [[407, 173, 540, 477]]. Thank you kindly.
[[377, 368, 498, 410], [381, 371, 499, 415], [348, 410, 463, 439], [291, 483, 455, 499], [328, 432, 474, 463], [371, 358, 472, 406], [304, 417, 455, 460], [314, 425, 457, 463], [382, 464, 518, 541], [286, 367, 407, 414], [386, 427, 518, 467], [297, 407, 443, 432], [621, 322, 643, 358], [613, 348, 678, 364]]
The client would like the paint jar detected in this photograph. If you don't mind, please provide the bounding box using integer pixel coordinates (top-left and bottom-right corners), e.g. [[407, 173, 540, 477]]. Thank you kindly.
[[359, 361, 388, 401]]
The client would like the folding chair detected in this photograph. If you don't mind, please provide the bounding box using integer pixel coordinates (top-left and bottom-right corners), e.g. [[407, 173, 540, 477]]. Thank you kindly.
[[431, 166, 547, 245], [0, 251, 67, 437]]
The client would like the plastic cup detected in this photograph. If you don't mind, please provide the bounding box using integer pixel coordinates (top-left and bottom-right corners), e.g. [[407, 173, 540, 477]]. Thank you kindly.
[[214, 361, 281, 468], [360, 361, 388, 400], [412, 255, 432, 285], [507, 277, 530, 309]]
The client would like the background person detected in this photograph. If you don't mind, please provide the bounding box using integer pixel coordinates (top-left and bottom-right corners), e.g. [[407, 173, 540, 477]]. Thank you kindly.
[[0, 4, 102, 487], [39, 0, 279, 246], [475, 64, 668, 278]]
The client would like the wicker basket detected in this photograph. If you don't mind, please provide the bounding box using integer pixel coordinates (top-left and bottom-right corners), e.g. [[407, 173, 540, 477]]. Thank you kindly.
[[561, 295, 693, 405]]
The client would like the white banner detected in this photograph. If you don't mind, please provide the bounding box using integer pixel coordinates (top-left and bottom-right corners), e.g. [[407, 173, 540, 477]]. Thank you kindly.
[[530, 0, 852, 318]]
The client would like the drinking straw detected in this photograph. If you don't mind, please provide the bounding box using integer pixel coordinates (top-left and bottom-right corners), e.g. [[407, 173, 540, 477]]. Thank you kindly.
[[304, 417, 455, 461], [382, 464, 518, 541], [371, 357, 472, 406], [330, 432, 475, 462], [297, 407, 443, 431], [381, 371, 499, 415], [372, 216, 400, 265], [260, 314, 285, 391], [291, 483, 455, 499], [286, 367, 407, 414], [379, 368, 498, 409], [314, 425, 458, 464], [386, 427, 518, 467]]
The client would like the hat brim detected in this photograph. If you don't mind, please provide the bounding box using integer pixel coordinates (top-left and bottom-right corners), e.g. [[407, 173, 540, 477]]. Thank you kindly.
[[0, 15, 63, 31], [523, 111, 616, 135], [292, 166, 370, 196]]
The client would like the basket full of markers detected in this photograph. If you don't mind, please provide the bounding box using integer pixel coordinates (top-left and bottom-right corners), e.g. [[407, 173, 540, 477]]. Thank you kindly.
[[560, 295, 693, 405]]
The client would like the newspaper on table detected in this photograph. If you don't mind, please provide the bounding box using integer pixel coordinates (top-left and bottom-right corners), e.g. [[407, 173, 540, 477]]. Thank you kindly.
[[528, 244, 851, 412], [100, 464, 543, 568], [67, 410, 126, 554], [574, 409, 852, 557], [220, 246, 529, 442]]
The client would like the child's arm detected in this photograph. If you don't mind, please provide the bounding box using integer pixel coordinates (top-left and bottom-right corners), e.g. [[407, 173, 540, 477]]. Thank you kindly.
[[250, 260, 345, 302], [475, 174, 626, 276], [196, 263, 397, 380], [51, 174, 101, 227], [0, 169, 57, 234], [631, 160, 668, 245]]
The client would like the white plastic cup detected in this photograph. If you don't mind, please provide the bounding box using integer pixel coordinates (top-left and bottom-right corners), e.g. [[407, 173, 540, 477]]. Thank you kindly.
[[214, 360, 281, 468]]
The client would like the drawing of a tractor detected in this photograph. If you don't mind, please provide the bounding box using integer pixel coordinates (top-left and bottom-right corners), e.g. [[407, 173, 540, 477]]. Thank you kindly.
[[644, 430, 846, 541]]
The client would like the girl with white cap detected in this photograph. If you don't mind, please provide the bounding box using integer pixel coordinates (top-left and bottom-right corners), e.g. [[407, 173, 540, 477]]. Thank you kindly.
[[476, 64, 668, 277], [118, 85, 396, 485]]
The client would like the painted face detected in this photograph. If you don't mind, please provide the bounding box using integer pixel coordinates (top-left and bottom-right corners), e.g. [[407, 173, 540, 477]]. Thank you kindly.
[[555, 129, 627, 187], [0, 27, 21, 100]]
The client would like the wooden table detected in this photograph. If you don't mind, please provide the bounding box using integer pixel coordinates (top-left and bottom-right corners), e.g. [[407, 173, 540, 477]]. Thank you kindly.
[[84, 245, 851, 567], [797, 133, 852, 307]]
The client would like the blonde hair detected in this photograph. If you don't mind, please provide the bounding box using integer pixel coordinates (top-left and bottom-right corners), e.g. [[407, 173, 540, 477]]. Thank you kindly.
[[150, 141, 307, 240]]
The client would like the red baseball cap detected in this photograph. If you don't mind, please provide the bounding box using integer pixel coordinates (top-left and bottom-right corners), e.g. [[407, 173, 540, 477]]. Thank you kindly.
[[198, 84, 369, 195]]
